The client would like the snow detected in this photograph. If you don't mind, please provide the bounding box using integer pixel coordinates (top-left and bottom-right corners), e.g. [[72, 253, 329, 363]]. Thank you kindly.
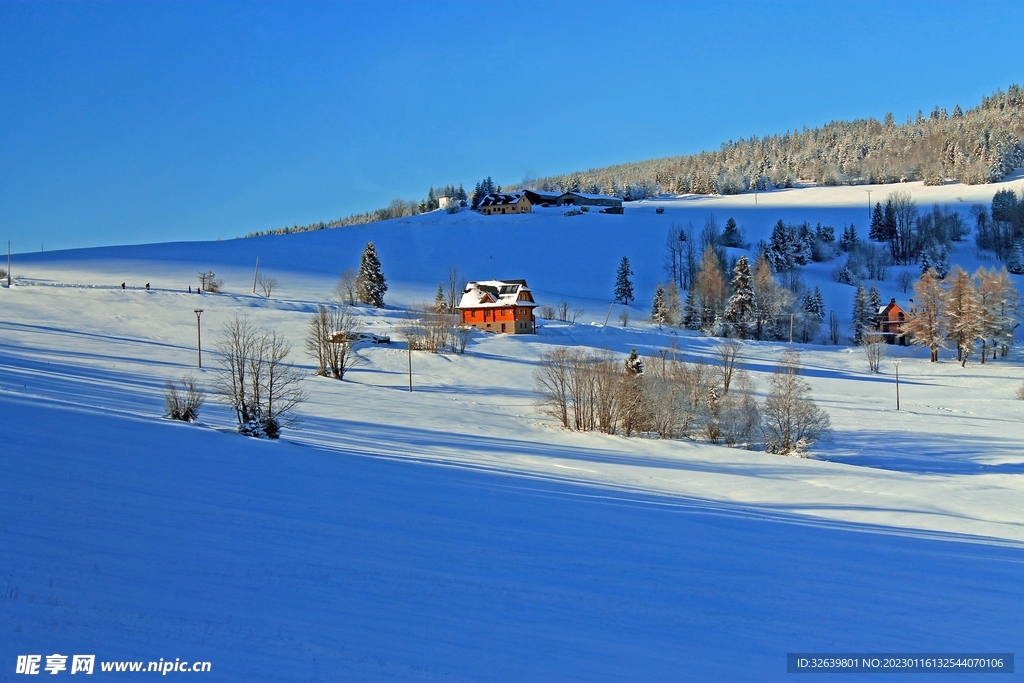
[[3, 177, 1024, 680]]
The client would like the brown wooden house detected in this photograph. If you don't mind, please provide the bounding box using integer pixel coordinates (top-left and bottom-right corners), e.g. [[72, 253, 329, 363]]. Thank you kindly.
[[876, 298, 909, 345], [457, 280, 537, 334]]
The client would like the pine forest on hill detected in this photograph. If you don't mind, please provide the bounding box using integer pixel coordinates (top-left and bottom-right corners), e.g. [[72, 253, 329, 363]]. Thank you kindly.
[[250, 84, 1024, 238]]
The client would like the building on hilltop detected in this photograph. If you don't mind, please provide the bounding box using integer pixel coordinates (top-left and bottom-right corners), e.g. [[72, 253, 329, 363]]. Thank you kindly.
[[478, 193, 532, 215], [477, 191, 624, 215], [457, 280, 537, 334]]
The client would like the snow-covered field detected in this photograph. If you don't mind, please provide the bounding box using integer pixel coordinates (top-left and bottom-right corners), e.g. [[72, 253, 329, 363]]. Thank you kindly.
[[3, 178, 1024, 680]]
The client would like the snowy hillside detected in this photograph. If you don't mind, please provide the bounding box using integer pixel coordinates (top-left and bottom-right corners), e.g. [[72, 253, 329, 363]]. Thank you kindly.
[[3, 177, 1024, 680]]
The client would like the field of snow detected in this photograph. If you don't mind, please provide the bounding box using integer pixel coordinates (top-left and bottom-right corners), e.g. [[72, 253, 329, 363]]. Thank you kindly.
[[3, 178, 1024, 680]]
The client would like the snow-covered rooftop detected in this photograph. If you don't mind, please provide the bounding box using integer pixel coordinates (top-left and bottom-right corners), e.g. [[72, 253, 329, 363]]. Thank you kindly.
[[457, 279, 536, 309]]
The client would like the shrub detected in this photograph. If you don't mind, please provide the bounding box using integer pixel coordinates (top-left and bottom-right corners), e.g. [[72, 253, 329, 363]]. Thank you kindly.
[[164, 375, 204, 422]]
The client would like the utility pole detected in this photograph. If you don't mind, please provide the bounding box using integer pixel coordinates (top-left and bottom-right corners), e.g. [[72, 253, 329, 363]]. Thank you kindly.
[[407, 342, 413, 392], [194, 309, 204, 368], [6, 241, 10, 287], [892, 359, 901, 410], [789, 313, 794, 343], [251, 256, 260, 295], [866, 189, 872, 220]]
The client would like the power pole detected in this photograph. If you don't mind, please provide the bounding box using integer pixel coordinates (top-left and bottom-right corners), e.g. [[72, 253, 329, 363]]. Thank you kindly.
[[789, 313, 794, 343], [866, 190, 872, 220], [251, 257, 260, 294], [892, 360, 901, 410], [407, 342, 413, 392], [6, 241, 10, 287], [194, 309, 204, 368]]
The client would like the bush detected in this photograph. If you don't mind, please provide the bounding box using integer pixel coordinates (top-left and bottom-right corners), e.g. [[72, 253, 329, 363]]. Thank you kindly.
[[165, 375, 204, 422], [1015, 381, 1024, 401], [538, 305, 555, 320]]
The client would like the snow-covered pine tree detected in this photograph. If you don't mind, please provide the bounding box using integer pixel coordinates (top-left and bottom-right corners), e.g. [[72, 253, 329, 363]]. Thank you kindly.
[[840, 224, 859, 252], [356, 241, 388, 308], [904, 269, 947, 362], [868, 285, 882, 313], [664, 282, 683, 327], [434, 283, 446, 313], [724, 254, 755, 338], [768, 220, 795, 271], [624, 348, 644, 375], [614, 256, 634, 304], [651, 284, 666, 327], [852, 285, 870, 344]]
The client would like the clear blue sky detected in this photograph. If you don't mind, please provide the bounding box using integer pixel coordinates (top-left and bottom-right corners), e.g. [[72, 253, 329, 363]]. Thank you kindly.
[[2, 0, 1022, 251]]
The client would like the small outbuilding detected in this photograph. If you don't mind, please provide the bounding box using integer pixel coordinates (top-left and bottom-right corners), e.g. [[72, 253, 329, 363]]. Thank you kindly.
[[876, 298, 909, 345]]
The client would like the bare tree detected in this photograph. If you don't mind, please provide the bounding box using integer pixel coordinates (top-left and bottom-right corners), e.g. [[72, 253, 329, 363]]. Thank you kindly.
[[898, 271, 914, 293], [861, 331, 886, 373], [403, 305, 456, 353], [164, 374, 204, 422], [305, 304, 362, 379], [335, 269, 357, 305], [452, 325, 473, 354], [197, 270, 223, 293], [214, 315, 306, 438], [715, 338, 742, 393], [761, 351, 832, 456], [257, 273, 278, 298], [618, 309, 630, 327], [444, 265, 466, 314], [534, 347, 573, 428]]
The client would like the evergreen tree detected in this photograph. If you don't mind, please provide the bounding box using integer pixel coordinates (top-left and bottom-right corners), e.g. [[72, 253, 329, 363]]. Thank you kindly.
[[869, 202, 886, 241], [663, 282, 683, 327], [852, 285, 871, 344], [356, 241, 388, 308], [614, 257, 634, 304], [434, 283, 446, 313], [840, 224, 859, 252], [624, 348, 644, 375], [868, 285, 882, 312], [722, 217, 743, 247], [724, 254, 755, 338], [651, 284, 666, 327], [768, 220, 795, 271]]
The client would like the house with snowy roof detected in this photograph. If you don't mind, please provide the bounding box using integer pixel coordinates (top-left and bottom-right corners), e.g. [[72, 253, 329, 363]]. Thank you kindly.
[[478, 193, 532, 215], [876, 298, 910, 345], [457, 280, 537, 334]]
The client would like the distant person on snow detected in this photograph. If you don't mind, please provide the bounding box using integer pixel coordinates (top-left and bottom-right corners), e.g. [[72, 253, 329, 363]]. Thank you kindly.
[[146, 282, 150, 291], [121, 282, 125, 290], [189, 285, 192, 294]]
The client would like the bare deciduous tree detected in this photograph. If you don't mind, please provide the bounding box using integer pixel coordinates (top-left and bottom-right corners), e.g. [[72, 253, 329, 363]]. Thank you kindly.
[[618, 309, 630, 327], [715, 338, 742, 393], [861, 331, 886, 373], [335, 269, 357, 305], [215, 315, 306, 438], [257, 273, 278, 297], [898, 271, 914, 293], [761, 351, 831, 455], [305, 304, 362, 379], [444, 265, 466, 314]]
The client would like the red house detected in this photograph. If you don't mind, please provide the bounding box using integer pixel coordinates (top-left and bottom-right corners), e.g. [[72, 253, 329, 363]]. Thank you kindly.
[[457, 280, 537, 334], [876, 298, 909, 345]]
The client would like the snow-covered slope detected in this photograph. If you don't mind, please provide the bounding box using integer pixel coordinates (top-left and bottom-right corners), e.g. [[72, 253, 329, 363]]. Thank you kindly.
[[3, 178, 1024, 680]]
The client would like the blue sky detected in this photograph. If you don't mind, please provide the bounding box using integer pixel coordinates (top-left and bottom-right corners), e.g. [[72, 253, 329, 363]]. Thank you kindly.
[[1, 0, 1022, 251]]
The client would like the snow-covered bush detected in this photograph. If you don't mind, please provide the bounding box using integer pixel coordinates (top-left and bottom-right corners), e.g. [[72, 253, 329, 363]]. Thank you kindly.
[[164, 375, 204, 422]]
